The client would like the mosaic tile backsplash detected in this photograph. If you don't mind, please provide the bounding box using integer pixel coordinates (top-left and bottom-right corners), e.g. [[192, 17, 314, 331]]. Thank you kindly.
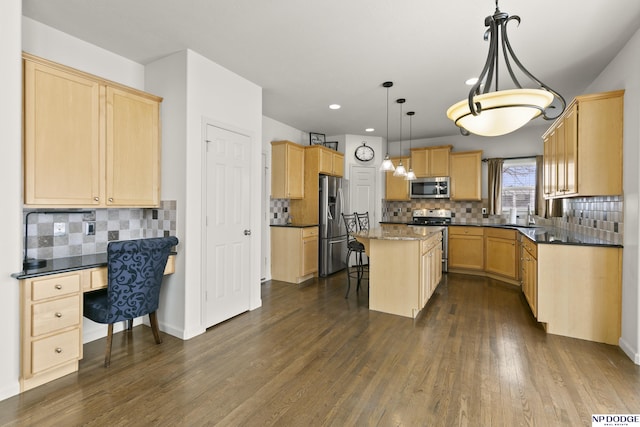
[[24, 200, 177, 260], [270, 198, 291, 225]]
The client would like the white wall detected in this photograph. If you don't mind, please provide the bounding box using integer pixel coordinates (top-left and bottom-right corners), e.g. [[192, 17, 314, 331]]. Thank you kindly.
[[584, 27, 640, 364], [0, 0, 24, 402]]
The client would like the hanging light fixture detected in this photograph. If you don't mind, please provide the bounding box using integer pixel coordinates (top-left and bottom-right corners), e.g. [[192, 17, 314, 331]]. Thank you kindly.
[[405, 111, 417, 181], [393, 98, 407, 177], [446, 0, 565, 137], [379, 81, 396, 172]]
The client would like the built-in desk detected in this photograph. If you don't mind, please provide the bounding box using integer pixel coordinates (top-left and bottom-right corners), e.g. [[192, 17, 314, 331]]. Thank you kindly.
[[14, 254, 175, 392]]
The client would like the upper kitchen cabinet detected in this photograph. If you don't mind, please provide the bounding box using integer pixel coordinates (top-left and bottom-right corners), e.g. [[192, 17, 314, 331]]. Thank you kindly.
[[384, 157, 410, 201], [23, 54, 162, 208], [542, 90, 623, 199], [271, 140, 304, 199], [312, 145, 344, 177], [450, 151, 482, 201], [410, 146, 452, 178]]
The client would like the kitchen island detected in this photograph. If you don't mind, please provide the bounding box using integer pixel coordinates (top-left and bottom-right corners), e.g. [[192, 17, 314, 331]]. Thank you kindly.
[[354, 225, 443, 318]]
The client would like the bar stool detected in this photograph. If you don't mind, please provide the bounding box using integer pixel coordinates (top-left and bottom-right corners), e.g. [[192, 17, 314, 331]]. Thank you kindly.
[[342, 213, 369, 298]]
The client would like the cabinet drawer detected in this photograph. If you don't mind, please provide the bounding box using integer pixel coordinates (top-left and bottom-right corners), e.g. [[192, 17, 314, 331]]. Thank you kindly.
[[90, 268, 108, 290], [31, 274, 81, 301], [485, 227, 517, 240], [448, 226, 484, 236], [31, 329, 80, 374], [522, 239, 537, 258], [31, 295, 81, 337], [302, 227, 318, 238]]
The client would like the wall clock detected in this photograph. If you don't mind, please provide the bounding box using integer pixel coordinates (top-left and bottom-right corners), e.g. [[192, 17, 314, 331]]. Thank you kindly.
[[355, 142, 375, 162]]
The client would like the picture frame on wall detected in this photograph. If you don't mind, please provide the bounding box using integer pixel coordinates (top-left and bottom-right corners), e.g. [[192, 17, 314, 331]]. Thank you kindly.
[[324, 141, 338, 151], [309, 132, 326, 145]]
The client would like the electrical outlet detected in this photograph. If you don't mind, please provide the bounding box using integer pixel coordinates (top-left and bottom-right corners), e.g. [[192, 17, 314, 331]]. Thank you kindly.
[[482, 207, 487, 215], [53, 222, 66, 236], [84, 221, 96, 236]]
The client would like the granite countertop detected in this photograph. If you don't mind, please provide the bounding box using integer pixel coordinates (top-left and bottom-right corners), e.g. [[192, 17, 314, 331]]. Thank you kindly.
[[13, 251, 178, 280], [270, 223, 318, 228], [354, 225, 443, 241], [381, 221, 621, 248]]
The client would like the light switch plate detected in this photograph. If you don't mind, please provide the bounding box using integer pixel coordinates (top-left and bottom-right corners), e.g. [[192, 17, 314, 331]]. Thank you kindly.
[[53, 222, 66, 236]]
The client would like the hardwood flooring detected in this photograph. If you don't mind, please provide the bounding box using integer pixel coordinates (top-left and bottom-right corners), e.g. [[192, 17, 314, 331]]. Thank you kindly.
[[2, 272, 639, 426]]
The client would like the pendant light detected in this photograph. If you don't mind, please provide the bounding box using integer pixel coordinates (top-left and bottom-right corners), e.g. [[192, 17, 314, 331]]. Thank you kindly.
[[393, 98, 407, 177], [379, 81, 396, 172], [405, 111, 417, 181], [446, 0, 565, 137]]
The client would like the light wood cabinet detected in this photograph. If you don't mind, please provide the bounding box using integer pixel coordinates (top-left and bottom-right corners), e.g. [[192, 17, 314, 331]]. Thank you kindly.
[[20, 271, 83, 391], [450, 150, 482, 201], [384, 157, 410, 201], [316, 145, 344, 177], [271, 226, 318, 283], [521, 237, 537, 317], [271, 141, 304, 199], [410, 146, 451, 177], [484, 228, 518, 280], [542, 90, 623, 199], [23, 53, 162, 208], [448, 226, 484, 270], [419, 233, 443, 309]]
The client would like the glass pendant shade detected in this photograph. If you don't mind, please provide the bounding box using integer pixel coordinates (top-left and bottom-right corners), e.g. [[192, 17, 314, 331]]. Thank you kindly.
[[380, 155, 396, 172], [447, 89, 554, 137], [393, 161, 407, 177], [405, 169, 417, 181]]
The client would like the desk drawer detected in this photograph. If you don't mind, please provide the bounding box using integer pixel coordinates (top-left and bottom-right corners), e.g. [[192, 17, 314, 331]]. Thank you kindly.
[[31, 329, 80, 374], [31, 295, 80, 337], [31, 274, 80, 301]]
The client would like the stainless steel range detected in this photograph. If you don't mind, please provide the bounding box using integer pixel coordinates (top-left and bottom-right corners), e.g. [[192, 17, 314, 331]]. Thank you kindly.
[[412, 209, 451, 272]]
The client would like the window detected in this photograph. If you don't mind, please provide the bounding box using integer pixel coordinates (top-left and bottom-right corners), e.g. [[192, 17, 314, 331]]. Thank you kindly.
[[501, 159, 536, 214]]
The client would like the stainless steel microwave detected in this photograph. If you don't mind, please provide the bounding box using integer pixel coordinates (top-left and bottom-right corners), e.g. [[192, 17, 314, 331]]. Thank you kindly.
[[409, 176, 450, 199]]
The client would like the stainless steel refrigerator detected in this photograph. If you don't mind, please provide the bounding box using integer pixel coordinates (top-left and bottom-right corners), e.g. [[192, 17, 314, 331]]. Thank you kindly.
[[319, 175, 347, 276]]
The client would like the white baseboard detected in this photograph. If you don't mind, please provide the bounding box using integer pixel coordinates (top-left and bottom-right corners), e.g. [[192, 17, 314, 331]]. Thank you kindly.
[[619, 337, 640, 365]]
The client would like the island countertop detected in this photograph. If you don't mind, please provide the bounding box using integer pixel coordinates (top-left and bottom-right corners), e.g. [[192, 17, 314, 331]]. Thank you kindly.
[[353, 225, 443, 241]]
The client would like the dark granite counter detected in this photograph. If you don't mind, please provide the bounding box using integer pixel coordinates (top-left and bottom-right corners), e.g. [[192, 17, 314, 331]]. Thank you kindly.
[[270, 223, 318, 228], [380, 221, 621, 248], [13, 251, 178, 280]]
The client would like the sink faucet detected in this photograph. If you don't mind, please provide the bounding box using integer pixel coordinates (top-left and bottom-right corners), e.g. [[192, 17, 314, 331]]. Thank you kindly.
[[527, 205, 535, 225]]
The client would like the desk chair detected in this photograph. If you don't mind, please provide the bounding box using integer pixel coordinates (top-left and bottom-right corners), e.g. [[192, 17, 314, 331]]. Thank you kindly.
[[84, 236, 178, 367], [342, 213, 368, 298]]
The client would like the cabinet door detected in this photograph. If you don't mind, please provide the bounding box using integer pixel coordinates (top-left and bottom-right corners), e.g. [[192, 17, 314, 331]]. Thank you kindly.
[[23, 59, 102, 206], [448, 231, 484, 270], [302, 235, 318, 276], [555, 120, 567, 195], [385, 157, 410, 200], [450, 151, 482, 201], [485, 237, 517, 279], [563, 105, 578, 195], [332, 152, 344, 177], [411, 149, 429, 177], [429, 147, 450, 176], [543, 136, 554, 198], [319, 148, 333, 175], [106, 87, 160, 206], [522, 249, 537, 317]]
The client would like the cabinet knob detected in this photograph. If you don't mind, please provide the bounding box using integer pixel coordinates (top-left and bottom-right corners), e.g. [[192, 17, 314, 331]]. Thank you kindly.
[[108, 198, 114, 202], [55, 348, 63, 354], [55, 312, 62, 318], [94, 197, 99, 202], [55, 284, 62, 290]]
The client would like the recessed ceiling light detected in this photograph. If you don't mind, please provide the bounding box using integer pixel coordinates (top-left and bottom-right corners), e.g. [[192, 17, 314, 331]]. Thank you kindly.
[[365, 128, 374, 132], [329, 104, 341, 110], [465, 77, 478, 85]]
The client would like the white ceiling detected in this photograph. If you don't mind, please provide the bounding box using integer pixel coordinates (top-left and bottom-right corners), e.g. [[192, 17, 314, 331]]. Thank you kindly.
[[22, 0, 640, 140]]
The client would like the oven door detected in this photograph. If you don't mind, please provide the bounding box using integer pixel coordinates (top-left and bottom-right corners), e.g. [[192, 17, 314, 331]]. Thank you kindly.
[[409, 177, 450, 199]]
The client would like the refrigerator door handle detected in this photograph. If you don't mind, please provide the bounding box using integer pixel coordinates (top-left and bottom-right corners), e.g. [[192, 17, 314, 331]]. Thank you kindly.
[[337, 186, 345, 232]]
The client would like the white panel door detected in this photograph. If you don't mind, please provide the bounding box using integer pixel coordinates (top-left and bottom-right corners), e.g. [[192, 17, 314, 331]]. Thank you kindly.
[[204, 123, 251, 328], [349, 165, 377, 222]]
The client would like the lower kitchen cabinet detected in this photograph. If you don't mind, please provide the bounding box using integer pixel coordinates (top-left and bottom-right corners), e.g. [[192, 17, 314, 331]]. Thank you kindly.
[[521, 237, 538, 317], [448, 226, 484, 270], [484, 228, 518, 280], [20, 271, 83, 392], [420, 233, 443, 308], [271, 226, 319, 283]]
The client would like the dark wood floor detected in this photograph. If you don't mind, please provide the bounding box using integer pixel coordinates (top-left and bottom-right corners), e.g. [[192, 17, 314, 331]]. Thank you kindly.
[[2, 272, 639, 426]]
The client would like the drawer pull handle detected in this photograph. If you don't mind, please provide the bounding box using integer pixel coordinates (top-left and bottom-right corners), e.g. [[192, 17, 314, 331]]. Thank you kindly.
[[55, 312, 62, 318], [55, 348, 62, 354], [55, 284, 62, 290]]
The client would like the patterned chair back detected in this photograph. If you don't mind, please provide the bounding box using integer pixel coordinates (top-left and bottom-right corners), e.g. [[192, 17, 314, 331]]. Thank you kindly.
[[105, 236, 178, 323]]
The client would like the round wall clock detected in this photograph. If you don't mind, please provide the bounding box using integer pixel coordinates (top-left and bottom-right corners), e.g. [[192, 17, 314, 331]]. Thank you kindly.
[[355, 142, 375, 162]]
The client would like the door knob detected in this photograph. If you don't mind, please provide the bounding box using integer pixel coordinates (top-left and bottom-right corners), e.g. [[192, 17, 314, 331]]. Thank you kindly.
[[244, 229, 251, 236]]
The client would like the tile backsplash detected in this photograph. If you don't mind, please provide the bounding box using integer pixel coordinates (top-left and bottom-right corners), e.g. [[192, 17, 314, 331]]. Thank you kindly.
[[269, 198, 290, 225], [24, 200, 177, 260]]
